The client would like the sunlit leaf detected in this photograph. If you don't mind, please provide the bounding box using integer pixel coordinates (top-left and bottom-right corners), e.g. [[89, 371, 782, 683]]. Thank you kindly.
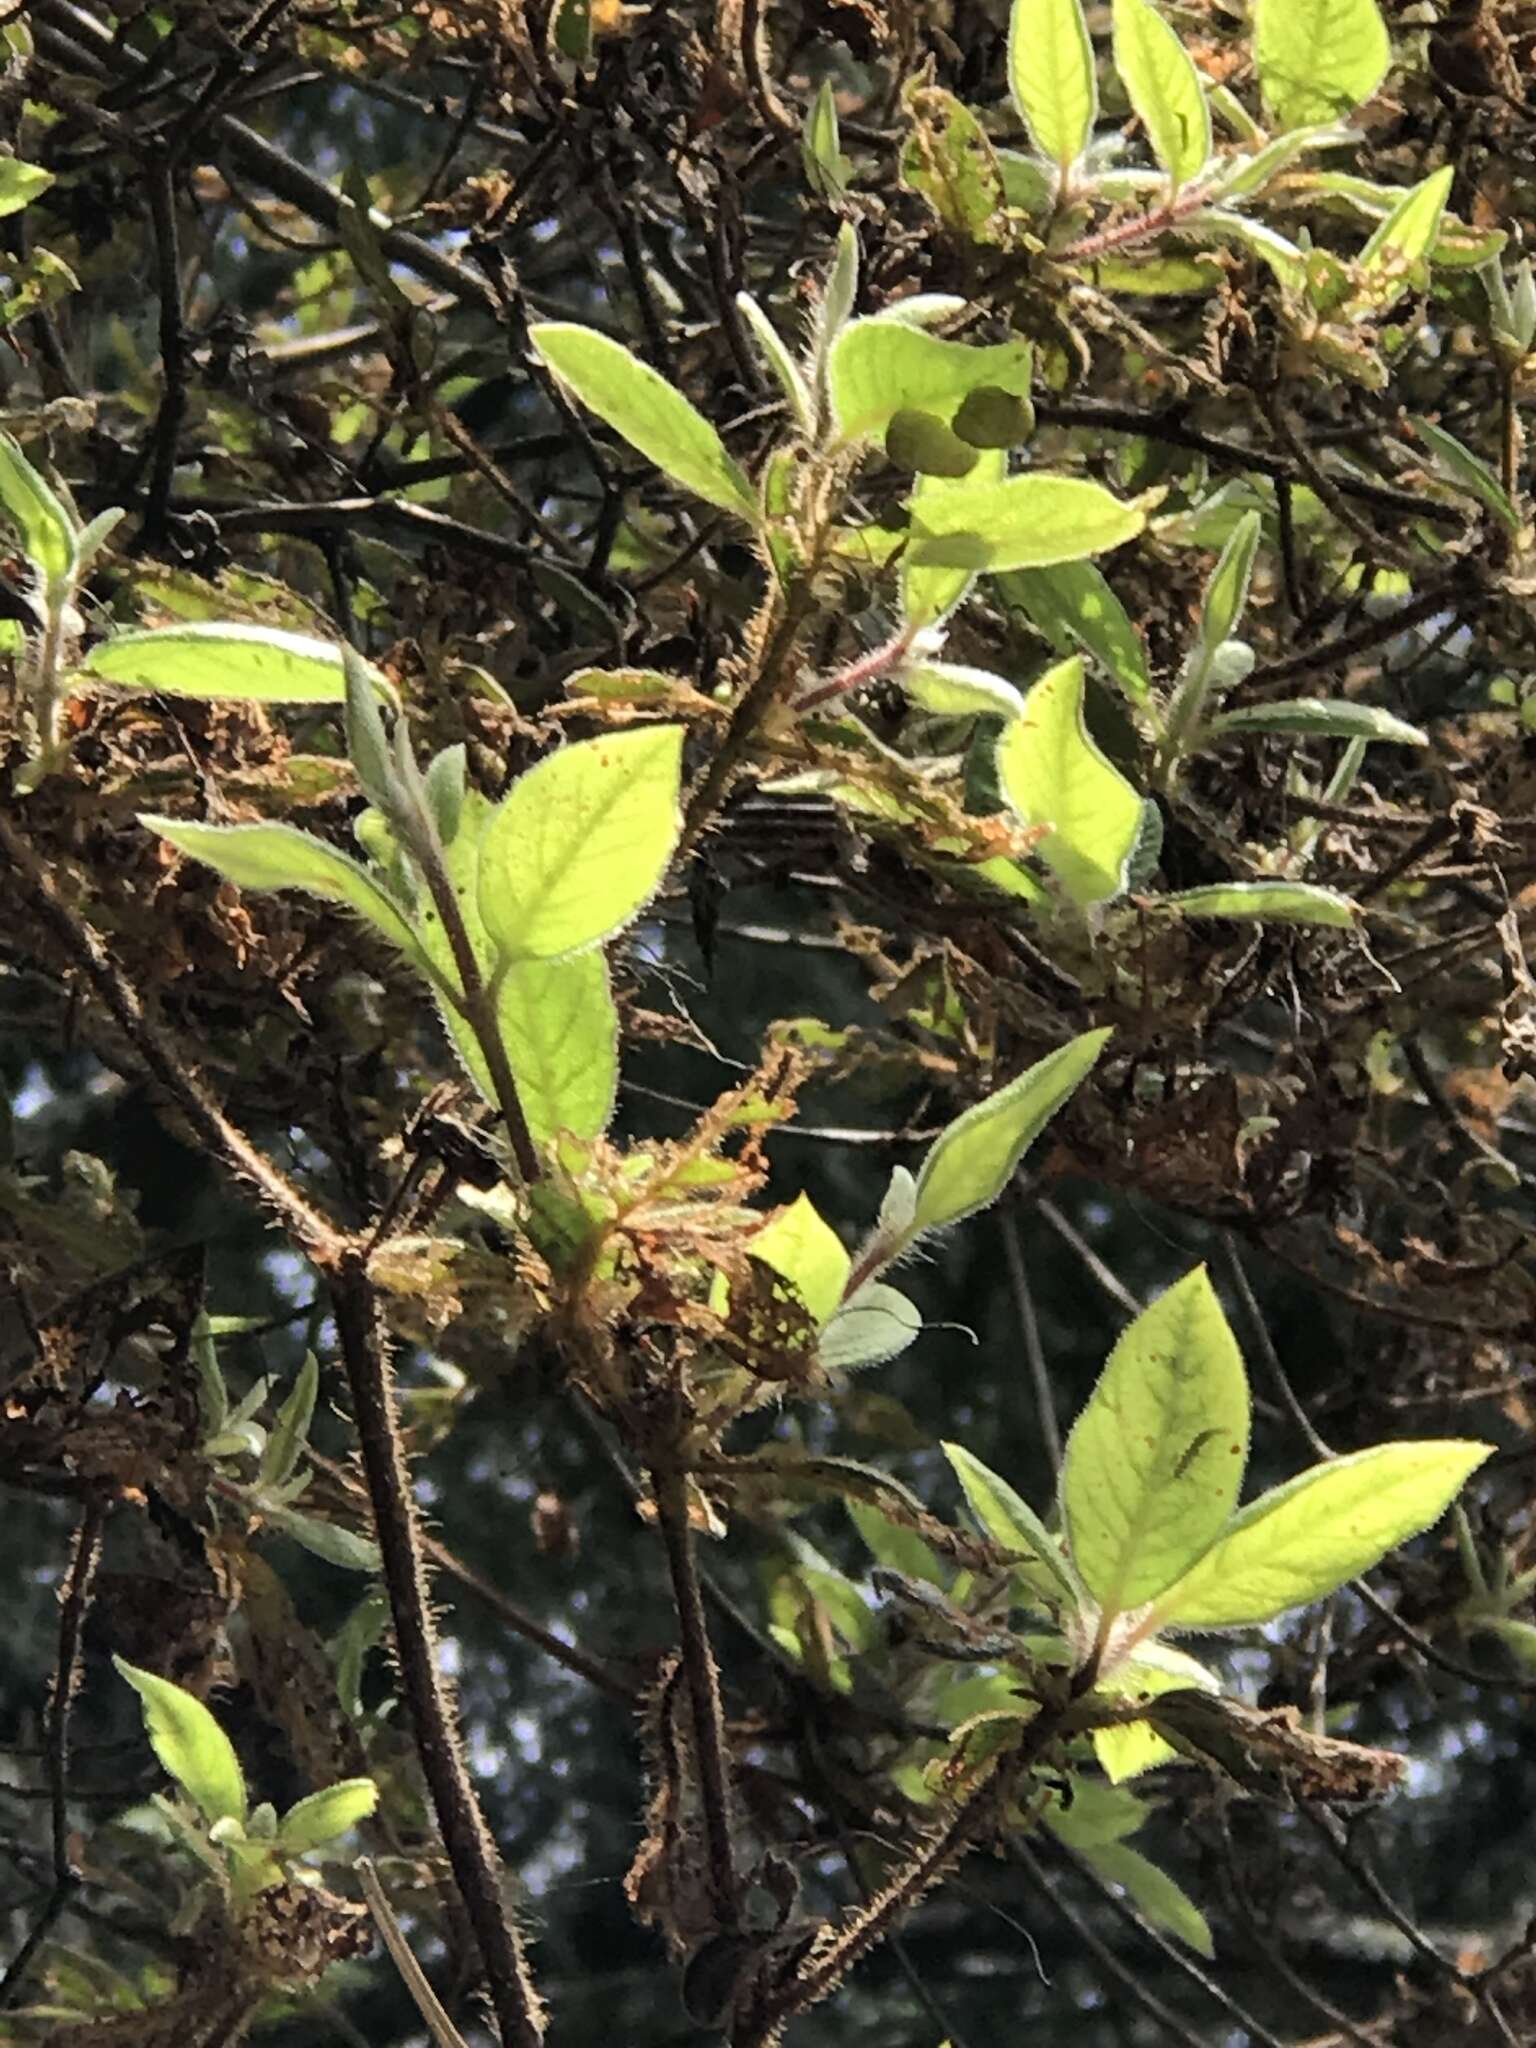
[[1359, 165, 1454, 286], [912, 1029, 1111, 1236], [1111, 0, 1211, 192], [1009, 0, 1098, 176], [531, 323, 758, 520], [0, 160, 53, 218], [944, 1441, 1080, 1605], [902, 661, 1026, 721], [820, 1283, 922, 1370], [1087, 1843, 1215, 1955], [1205, 700, 1427, 746], [495, 952, 619, 1145], [906, 476, 1148, 575], [140, 816, 425, 965], [1063, 1267, 1249, 1616], [477, 726, 684, 962], [0, 430, 75, 585], [114, 1658, 246, 1826], [829, 321, 1033, 444], [996, 657, 1143, 905], [1161, 881, 1359, 927], [1152, 1440, 1494, 1629], [1253, 0, 1390, 131], [752, 1192, 852, 1326], [998, 564, 1150, 705], [84, 624, 382, 703], [277, 1778, 379, 1853]]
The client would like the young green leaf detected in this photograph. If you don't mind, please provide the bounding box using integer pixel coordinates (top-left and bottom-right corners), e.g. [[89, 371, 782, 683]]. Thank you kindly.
[[1199, 508, 1262, 653], [84, 624, 381, 703], [912, 1029, 1111, 1238], [266, 1506, 383, 1573], [1111, 0, 1211, 193], [1252, 0, 1390, 131], [1062, 1267, 1249, 1617], [998, 564, 1151, 706], [0, 430, 76, 585], [900, 448, 1008, 628], [828, 321, 1033, 444], [494, 952, 619, 1146], [1087, 1843, 1215, 1956], [191, 1309, 227, 1438], [752, 1193, 852, 1326], [905, 475, 1148, 574], [944, 1441, 1081, 1605], [815, 221, 860, 386], [259, 1352, 318, 1491], [477, 726, 684, 962], [277, 1778, 379, 1853], [819, 1283, 922, 1370], [0, 160, 53, 218], [139, 817, 426, 966], [736, 293, 816, 435], [902, 661, 1027, 722], [1009, 0, 1098, 178], [531, 323, 757, 521], [1161, 881, 1359, 927], [1152, 1440, 1494, 1630], [1204, 700, 1428, 746], [1045, 1776, 1148, 1849], [996, 657, 1144, 905], [847, 1498, 947, 1586], [1411, 416, 1520, 534], [1359, 165, 1454, 287], [114, 1657, 247, 1826], [803, 76, 852, 200]]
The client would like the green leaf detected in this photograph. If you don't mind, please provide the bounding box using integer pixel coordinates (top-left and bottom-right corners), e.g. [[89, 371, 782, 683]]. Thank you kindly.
[[1062, 1267, 1249, 1616], [1088, 1639, 1220, 1779], [906, 475, 1148, 575], [1199, 509, 1262, 653], [266, 1506, 383, 1573], [819, 1283, 922, 1370], [277, 1778, 379, 1853], [847, 1498, 947, 1585], [0, 160, 54, 218], [1153, 1441, 1494, 1629], [114, 1657, 247, 1826], [912, 1029, 1110, 1237], [1207, 125, 1339, 202], [259, 1352, 317, 1491], [900, 449, 1008, 628], [944, 1441, 1080, 1606], [1183, 210, 1309, 291], [996, 657, 1144, 905], [901, 84, 1010, 243], [1111, 0, 1211, 192], [0, 430, 75, 585], [530, 323, 757, 521], [1253, 0, 1390, 130], [83, 624, 380, 703], [1087, 1843, 1214, 1956], [998, 564, 1151, 705], [885, 410, 981, 478], [1411, 417, 1520, 534], [829, 321, 1033, 444], [331, 1588, 389, 1719], [1161, 881, 1359, 927], [495, 952, 619, 1145], [139, 816, 425, 965], [477, 726, 684, 962], [1009, 0, 1098, 176], [1205, 700, 1427, 746], [902, 661, 1027, 722], [191, 1310, 227, 1438], [815, 221, 860, 382], [752, 1193, 851, 1326], [736, 293, 816, 435], [1045, 1777, 1147, 1848], [1359, 165, 1454, 286], [803, 76, 852, 201]]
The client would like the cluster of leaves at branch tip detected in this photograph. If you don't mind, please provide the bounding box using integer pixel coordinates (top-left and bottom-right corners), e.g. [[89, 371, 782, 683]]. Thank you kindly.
[[114, 1655, 378, 1905]]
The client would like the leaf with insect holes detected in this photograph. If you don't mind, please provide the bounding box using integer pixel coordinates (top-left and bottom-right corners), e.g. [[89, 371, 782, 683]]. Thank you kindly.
[[531, 324, 757, 520], [140, 816, 426, 965], [1063, 1266, 1249, 1617], [114, 1658, 246, 1826], [1112, 0, 1211, 192], [1151, 1440, 1494, 1629], [911, 1029, 1111, 1239], [1253, 0, 1390, 131], [477, 726, 684, 962], [1009, 0, 1098, 176], [751, 1194, 851, 1327], [996, 657, 1143, 905], [85, 624, 390, 703]]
